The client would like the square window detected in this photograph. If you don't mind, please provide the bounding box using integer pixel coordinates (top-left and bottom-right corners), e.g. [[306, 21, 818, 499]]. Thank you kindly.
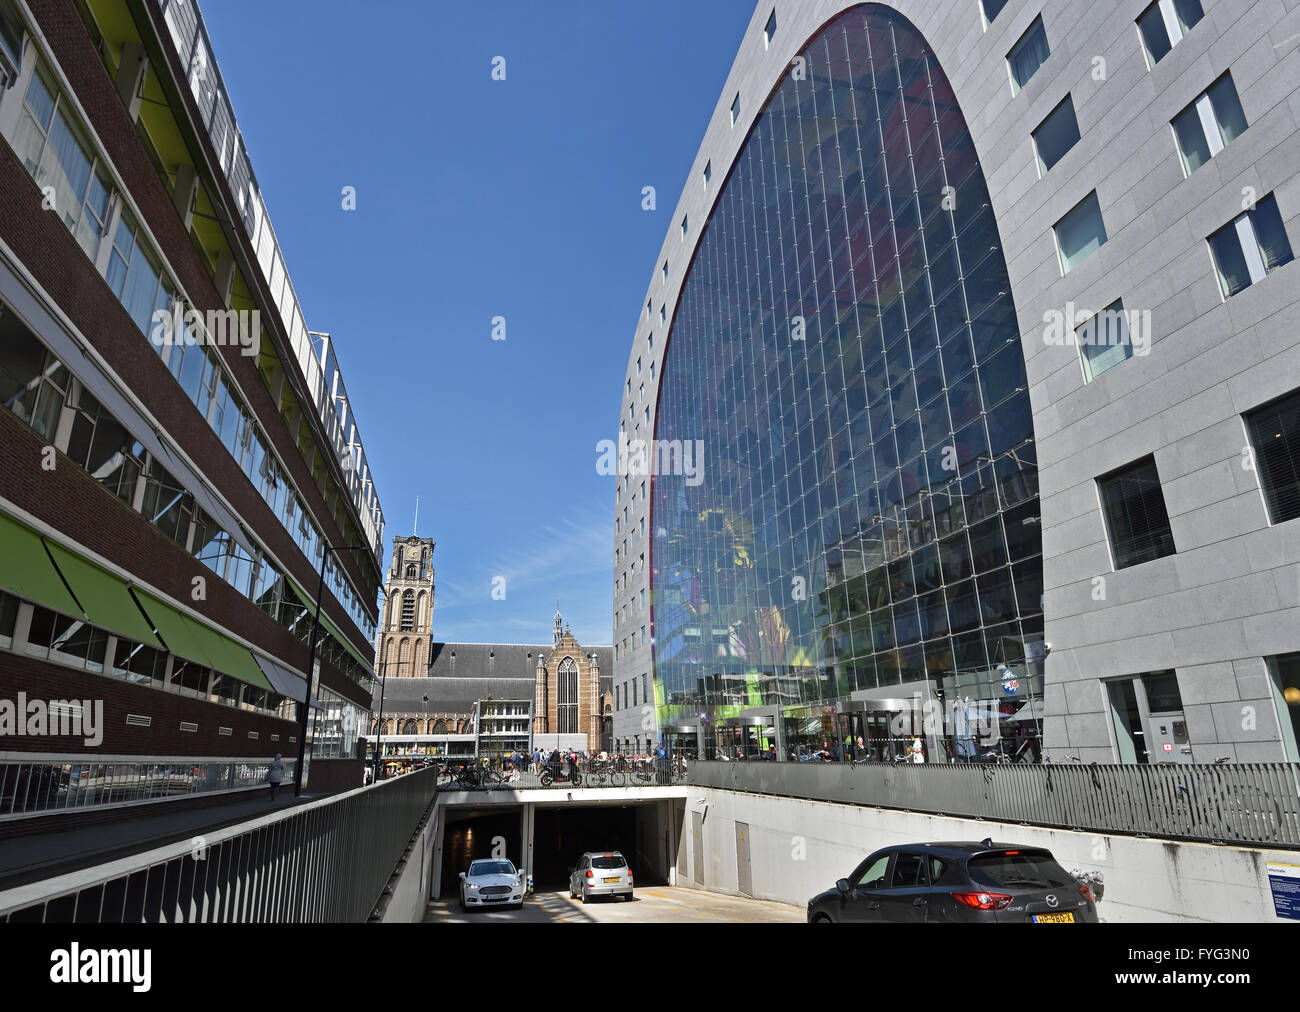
[[731, 93, 741, 126], [1244, 387, 1300, 524], [981, 0, 1009, 26], [1007, 17, 1050, 95], [1137, 0, 1203, 68], [1032, 95, 1080, 175], [1098, 456, 1176, 569], [1054, 191, 1108, 274], [1171, 72, 1248, 176], [1207, 194, 1294, 299], [1078, 300, 1135, 382], [764, 8, 777, 48]]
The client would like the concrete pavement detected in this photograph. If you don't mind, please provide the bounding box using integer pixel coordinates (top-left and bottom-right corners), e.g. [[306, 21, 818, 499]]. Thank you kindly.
[[424, 886, 804, 923]]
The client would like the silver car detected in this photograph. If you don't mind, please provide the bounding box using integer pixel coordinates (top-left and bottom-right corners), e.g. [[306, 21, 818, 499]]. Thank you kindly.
[[459, 858, 524, 911], [568, 851, 633, 903]]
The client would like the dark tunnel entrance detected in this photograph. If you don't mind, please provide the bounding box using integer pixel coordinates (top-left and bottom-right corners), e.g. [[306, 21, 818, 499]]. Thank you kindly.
[[531, 804, 669, 890], [439, 808, 523, 898]]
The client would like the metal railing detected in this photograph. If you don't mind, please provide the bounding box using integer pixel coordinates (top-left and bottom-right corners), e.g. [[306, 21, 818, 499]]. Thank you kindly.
[[431, 757, 689, 792], [0, 758, 297, 820], [0, 766, 439, 922], [686, 760, 1300, 849]]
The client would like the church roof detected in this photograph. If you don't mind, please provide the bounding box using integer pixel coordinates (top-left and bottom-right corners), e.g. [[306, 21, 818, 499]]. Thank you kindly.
[[379, 676, 536, 714], [373, 640, 613, 713]]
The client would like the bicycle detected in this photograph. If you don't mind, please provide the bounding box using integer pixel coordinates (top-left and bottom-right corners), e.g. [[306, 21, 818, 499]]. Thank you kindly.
[[1175, 757, 1283, 843], [439, 761, 484, 790], [584, 761, 625, 788], [625, 760, 655, 785]]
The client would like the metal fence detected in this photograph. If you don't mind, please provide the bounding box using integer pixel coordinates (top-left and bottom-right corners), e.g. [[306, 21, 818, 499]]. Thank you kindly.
[[431, 757, 689, 792], [0, 766, 439, 922], [686, 759, 1300, 849], [0, 758, 297, 819]]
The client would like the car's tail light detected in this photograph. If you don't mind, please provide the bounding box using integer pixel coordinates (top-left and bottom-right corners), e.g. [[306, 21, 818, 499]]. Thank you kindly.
[[585, 870, 593, 878], [1078, 883, 1095, 904], [952, 891, 1012, 910]]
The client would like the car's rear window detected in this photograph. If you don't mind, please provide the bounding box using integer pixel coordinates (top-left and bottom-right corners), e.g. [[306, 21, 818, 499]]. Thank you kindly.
[[968, 852, 1073, 889], [591, 856, 626, 869], [470, 861, 515, 876]]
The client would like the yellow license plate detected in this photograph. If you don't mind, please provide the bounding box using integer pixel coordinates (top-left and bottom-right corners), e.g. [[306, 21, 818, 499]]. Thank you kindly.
[[1032, 912, 1075, 923], [603, 877, 620, 883]]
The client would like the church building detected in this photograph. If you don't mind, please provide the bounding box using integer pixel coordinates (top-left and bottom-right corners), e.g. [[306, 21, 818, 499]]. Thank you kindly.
[[370, 536, 612, 758]]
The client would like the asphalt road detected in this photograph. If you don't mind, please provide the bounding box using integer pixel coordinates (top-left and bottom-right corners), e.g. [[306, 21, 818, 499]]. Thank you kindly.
[[425, 886, 804, 923]]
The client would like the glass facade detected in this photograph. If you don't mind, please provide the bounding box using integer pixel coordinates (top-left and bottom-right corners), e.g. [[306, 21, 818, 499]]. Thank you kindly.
[[651, 7, 1042, 761]]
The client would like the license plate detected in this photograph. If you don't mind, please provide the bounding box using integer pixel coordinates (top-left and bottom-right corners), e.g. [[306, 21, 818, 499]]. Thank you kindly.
[[603, 877, 621, 883], [1032, 912, 1075, 923]]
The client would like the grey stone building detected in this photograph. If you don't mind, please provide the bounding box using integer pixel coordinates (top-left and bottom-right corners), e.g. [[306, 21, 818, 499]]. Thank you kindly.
[[615, 0, 1300, 764]]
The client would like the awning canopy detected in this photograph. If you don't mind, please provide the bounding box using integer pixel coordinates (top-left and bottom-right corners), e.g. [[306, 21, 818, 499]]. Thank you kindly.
[[135, 591, 272, 692], [284, 572, 374, 677], [252, 653, 321, 708], [0, 511, 82, 617], [44, 541, 162, 648]]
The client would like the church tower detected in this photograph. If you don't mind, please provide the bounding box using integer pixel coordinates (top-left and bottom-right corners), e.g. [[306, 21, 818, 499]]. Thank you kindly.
[[376, 536, 435, 678]]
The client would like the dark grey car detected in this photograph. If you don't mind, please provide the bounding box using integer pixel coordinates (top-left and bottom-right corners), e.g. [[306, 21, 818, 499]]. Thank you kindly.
[[807, 841, 1100, 923]]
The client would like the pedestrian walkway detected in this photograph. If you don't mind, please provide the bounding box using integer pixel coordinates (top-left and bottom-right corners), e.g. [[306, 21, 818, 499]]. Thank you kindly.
[[0, 788, 317, 890]]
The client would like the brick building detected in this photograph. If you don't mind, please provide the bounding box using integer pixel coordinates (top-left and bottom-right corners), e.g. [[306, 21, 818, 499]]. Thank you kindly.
[[0, 0, 385, 819]]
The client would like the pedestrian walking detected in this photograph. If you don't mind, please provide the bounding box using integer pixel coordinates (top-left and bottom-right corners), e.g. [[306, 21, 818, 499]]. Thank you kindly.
[[268, 753, 285, 800]]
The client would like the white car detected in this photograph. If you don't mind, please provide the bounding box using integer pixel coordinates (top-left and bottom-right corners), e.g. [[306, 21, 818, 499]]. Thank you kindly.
[[459, 859, 524, 911], [568, 851, 633, 903]]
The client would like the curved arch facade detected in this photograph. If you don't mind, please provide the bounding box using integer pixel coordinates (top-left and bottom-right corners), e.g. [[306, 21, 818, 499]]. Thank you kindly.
[[646, 3, 1039, 732]]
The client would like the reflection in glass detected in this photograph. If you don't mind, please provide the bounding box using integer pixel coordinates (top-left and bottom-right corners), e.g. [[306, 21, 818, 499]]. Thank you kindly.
[[651, 7, 1042, 760]]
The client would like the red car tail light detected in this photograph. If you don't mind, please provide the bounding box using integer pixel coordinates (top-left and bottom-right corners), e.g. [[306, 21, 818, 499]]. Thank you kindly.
[[952, 891, 1012, 910], [1079, 883, 1095, 904], [585, 870, 593, 878]]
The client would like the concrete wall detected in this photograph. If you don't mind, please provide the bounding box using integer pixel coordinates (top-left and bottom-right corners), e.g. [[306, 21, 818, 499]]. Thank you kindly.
[[381, 799, 437, 924], [679, 786, 1295, 922]]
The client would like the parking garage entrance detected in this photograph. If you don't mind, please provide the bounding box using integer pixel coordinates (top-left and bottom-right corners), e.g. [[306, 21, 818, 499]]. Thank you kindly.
[[435, 797, 679, 898], [438, 807, 523, 899]]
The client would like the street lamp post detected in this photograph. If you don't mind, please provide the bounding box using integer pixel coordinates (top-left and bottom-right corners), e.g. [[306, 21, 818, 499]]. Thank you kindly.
[[372, 656, 389, 781], [295, 542, 378, 798]]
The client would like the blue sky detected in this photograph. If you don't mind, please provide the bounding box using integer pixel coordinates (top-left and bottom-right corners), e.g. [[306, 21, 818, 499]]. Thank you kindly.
[[202, 0, 756, 646]]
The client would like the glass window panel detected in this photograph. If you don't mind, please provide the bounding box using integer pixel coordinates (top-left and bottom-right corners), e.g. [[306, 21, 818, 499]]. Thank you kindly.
[[1206, 74, 1248, 146], [1008, 18, 1050, 93], [1098, 456, 1176, 569], [1137, 4, 1173, 65], [1033, 96, 1080, 174], [1172, 101, 1213, 175], [1080, 300, 1134, 381], [1250, 195, 1294, 274], [1207, 218, 1254, 298], [1055, 192, 1108, 273], [1244, 387, 1300, 524]]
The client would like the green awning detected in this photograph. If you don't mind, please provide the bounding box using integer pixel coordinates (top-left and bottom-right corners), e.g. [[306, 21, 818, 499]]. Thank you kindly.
[[187, 621, 272, 691], [0, 512, 82, 617], [135, 591, 272, 692], [44, 542, 162, 648], [316, 607, 375, 675], [285, 572, 374, 676]]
